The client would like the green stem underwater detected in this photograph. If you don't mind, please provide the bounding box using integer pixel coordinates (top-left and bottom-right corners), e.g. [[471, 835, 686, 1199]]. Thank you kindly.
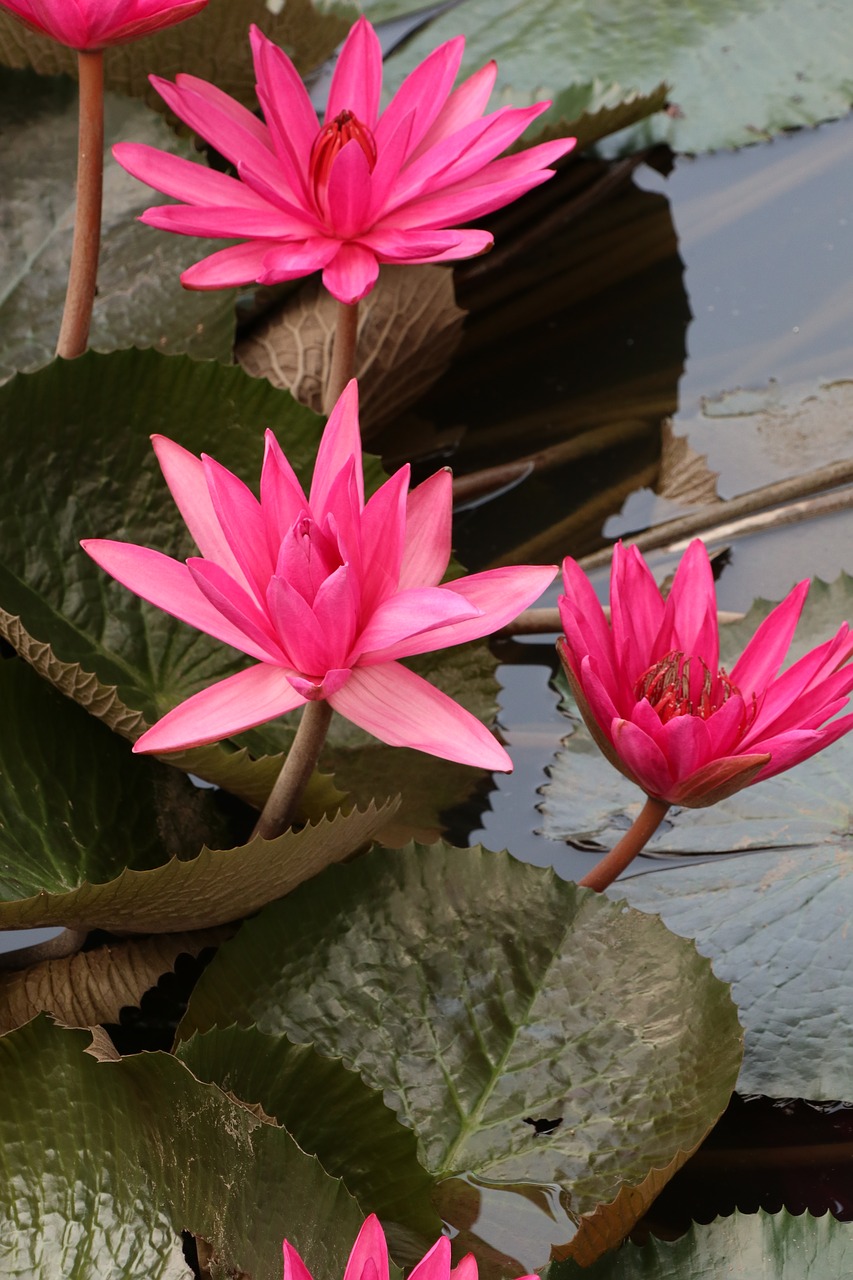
[[323, 298, 359, 414], [578, 795, 671, 893], [56, 48, 104, 360], [251, 699, 334, 841]]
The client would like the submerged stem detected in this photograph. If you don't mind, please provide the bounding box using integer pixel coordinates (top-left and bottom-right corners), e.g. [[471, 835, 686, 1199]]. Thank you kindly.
[[56, 48, 104, 359], [578, 795, 670, 893], [252, 700, 333, 841], [323, 299, 359, 413]]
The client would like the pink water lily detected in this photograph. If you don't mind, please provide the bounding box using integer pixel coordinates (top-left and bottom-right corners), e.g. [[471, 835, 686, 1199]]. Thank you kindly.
[[559, 540, 853, 808], [0, 0, 208, 49], [82, 381, 555, 768], [112, 16, 575, 304], [284, 1214, 535, 1280]]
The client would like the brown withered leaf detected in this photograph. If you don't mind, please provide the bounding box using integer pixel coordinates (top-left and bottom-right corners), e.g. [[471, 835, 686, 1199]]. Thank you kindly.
[[0, 0, 354, 109], [0, 927, 230, 1035], [656, 417, 721, 506], [237, 264, 466, 435]]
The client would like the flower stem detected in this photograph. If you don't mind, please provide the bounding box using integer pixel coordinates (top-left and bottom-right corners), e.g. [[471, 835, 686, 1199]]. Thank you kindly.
[[56, 48, 104, 360], [251, 700, 333, 841], [577, 796, 670, 893], [323, 299, 359, 413]]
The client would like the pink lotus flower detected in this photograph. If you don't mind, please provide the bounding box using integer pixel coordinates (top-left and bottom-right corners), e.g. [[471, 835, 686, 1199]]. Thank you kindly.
[[0, 0, 209, 49], [112, 16, 575, 304], [283, 1214, 535, 1280], [82, 381, 555, 767], [558, 540, 853, 807]]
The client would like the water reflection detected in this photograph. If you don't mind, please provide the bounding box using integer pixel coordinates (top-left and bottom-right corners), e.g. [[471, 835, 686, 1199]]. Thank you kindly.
[[435, 1172, 579, 1275]]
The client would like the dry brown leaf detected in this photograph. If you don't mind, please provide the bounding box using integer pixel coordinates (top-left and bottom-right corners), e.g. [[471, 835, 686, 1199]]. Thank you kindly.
[[656, 418, 721, 506], [0, 927, 231, 1035], [237, 264, 466, 435]]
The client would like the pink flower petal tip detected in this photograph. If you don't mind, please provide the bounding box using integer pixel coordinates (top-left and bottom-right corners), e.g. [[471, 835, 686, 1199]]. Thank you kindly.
[[0, 0, 209, 49], [282, 1214, 537, 1280], [83, 378, 557, 771], [558, 539, 853, 807], [113, 15, 576, 301]]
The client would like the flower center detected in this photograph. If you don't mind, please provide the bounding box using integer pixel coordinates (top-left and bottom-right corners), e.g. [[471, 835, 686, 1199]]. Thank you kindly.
[[635, 650, 739, 723], [309, 110, 377, 207]]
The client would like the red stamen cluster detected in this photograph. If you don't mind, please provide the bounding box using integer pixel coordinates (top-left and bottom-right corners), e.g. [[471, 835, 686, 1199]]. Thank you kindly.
[[635, 650, 738, 723], [310, 110, 377, 207]]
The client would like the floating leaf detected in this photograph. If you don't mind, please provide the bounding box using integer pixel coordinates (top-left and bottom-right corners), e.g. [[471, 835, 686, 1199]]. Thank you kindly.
[[178, 1025, 441, 1242], [0, 70, 235, 378], [547, 1210, 853, 1279], [609, 845, 853, 1101], [0, 654, 395, 932], [540, 572, 853, 857], [179, 843, 742, 1271], [366, 0, 853, 154], [0, 928, 229, 1035], [237, 265, 466, 436], [0, 0, 355, 108], [0, 1016, 365, 1279]]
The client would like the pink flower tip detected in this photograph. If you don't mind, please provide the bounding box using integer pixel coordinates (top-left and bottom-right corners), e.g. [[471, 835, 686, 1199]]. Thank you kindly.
[[558, 539, 853, 807], [0, 0, 210, 49], [282, 1214, 541, 1280]]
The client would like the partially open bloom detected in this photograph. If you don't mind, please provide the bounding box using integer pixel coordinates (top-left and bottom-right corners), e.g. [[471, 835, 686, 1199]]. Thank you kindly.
[[283, 1214, 536, 1280], [558, 540, 853, 807], [0, 0, 209, 49], [112, 16, 575, 304], [82, 381, 555, 768]]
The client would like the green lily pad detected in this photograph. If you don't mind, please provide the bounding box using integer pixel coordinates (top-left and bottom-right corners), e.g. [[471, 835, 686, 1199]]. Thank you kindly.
[[546, 1210, 853, 1279], [539, 573, 853, 856], [178, 842, 742, 1271], [0, 0, 355, 107], [365, 0, 853, 155], [0, 655, 394, 932], [0, 69, 235, 378], [177, 1025, 442, 1242], [609, 845, 853, 1100], [0, 1016, 365, 1279]]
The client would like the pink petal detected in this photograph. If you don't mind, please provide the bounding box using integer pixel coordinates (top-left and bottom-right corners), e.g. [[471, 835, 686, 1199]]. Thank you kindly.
[[151, 435, 249, 591], [283, 1240, 315, 1280], [657, 713, 713, 784], [329, 662, 512, 770], [172, 71, 271, 146], [266, 574, 339, 673], [408, 1237, 451, 1280], [359, 465, 410, 612], [704, 693, 749, 758], [260, 430, 310, 555], [608, 542, 665, 680], [398, 468, 452, 590], [382, 230, 493, 265], [360, 227, 474, 261], [257, 237, 341, 284], [365, 110, 415, 221], [325, 140, 374, 240], [80, 540, 274, 663], [612, 719, 674, 799], [310, 380, 364, 516], [450, 1256, 479, 1280], [744, 663, 853, 744], [363, 565, 556, 662], [113, 143, 271, 209], [559, 557, 615, 676], [729, 579, 810, 696], [187, 558, 285, 662], [139, 205, 296, 238], [180, 241, 283, 289], [326, 15, 383, 129], [249, 25, 319, 205], [574, 655, 622, 743], [133, 663, 305, 753], [343, 1216, 389, 1280], [671, 753, 770, 808], [375, 36, 464, 158], [752, 713, 853, 781], [356, 586, 481, 656], [322, 243, 380, 303], [203, 454, 274, 604], [659, 539, 719, 674], [310, 565, 360, 660], [410, 61, 498, 161]]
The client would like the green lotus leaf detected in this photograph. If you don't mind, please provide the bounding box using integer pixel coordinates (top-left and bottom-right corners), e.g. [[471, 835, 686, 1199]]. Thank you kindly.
[[0, 1016, 365, 1279], [178, 842, 742, 1271]]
